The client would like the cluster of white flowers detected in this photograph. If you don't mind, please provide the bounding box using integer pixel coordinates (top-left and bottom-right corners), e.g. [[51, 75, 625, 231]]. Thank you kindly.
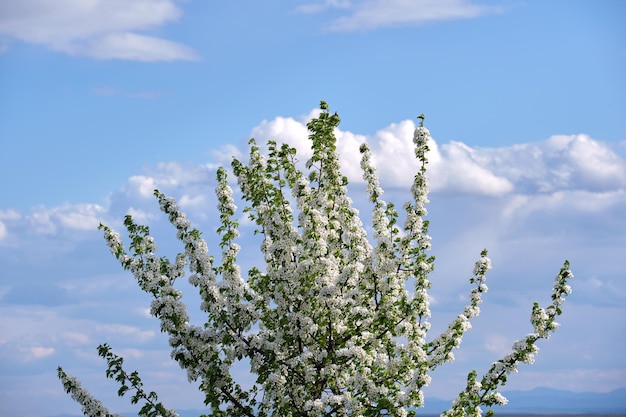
[[102, 226, 124, 258], [57, 367, 123, 417], [444, 261, 573, 416], [427, 250, 491, 370], [63, 104, 573, 417]]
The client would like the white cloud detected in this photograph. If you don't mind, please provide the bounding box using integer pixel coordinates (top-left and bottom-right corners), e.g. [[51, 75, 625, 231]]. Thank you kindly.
[[364, 120, 417, 183], [127, 206, 158, 223], [135, 307, 152, 318], [297, 0, 502, 31], [95, 323, 156, 343], [428, 140, 514, 195], [250, 114, 315, 156], [123, 163, 212, 199], [246, 112, 626, 198], [249, 110, 368, 183], [0, 0, 198, 61], [60, 32, 199, 61], [29, 203, 106, 234], [503, 189, 626, 220], [29, 208, 55, 235], [0, 209, 22, 242], [253, 114, 512, 195], [206, 144, 245, 171], [125, 175, 158, 199], [0, 221, 7, 242], [0, 208, 21, 221], [30, 346, 55, 359], [475, 134, 626, 193], [179, 194, 206, 209], [57, 204, 107, 231], [153, 161, 212, 187], [563, 134, 626, 189], [110, 161, 217, 223]]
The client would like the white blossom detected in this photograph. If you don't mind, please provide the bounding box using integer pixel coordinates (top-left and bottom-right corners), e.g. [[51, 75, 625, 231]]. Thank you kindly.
[[64, 105, 574, 417]]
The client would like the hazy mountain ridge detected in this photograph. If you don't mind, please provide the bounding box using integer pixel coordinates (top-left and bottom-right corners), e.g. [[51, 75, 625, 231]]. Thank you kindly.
[[421, 387, 626, 414], [47, 387, 626, 417]]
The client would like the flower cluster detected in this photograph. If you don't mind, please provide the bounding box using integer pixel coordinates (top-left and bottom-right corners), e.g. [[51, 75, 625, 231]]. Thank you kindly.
[[443, 261, 573, 417], [427, 250, 491, 370], [59, 102, 573, 417], [57, 367, 123, 417]]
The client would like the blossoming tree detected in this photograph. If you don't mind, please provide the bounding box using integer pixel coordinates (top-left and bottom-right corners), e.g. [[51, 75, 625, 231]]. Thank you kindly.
[[58, 102, 573, 417]]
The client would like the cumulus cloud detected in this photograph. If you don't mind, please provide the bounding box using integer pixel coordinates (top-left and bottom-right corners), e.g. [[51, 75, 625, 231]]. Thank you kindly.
[[373, 128, 624, 196], [248, 114, 514, 195], [125, 175, 159, 199], [474, 134, 626, 193], [250, 113, 318, 157], [296, 0, 502, 31], [428, 140, 514, 195], [561, 134, 626, 189], [249, 111, 370, 182], [0, 0, 198, 61]]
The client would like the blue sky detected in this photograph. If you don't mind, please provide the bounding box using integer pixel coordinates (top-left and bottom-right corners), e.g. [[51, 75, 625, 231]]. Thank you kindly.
[[0, 1, 625, 416]]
